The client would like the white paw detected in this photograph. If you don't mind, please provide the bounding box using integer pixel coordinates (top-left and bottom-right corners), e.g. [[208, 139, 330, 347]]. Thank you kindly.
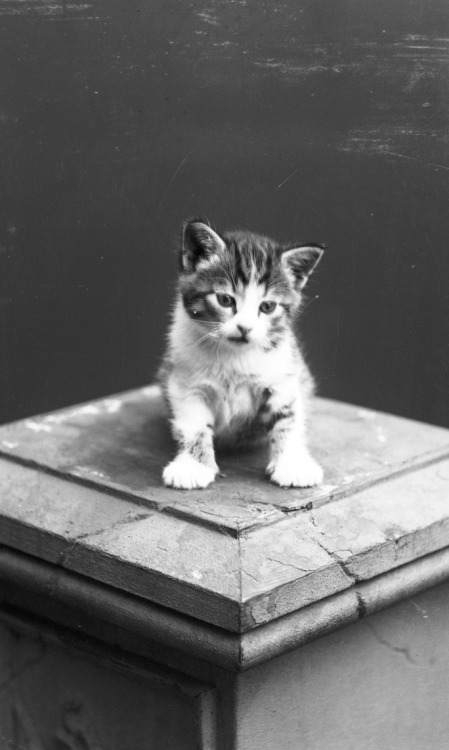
[[267, 451, 323, 488], [163, 453, 217, 490]]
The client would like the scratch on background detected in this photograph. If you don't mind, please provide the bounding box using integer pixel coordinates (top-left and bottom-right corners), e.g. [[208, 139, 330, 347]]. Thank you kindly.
[[383, 150, 449, 171], [275, 169, 298, 190], [157, 153, 190, 212]]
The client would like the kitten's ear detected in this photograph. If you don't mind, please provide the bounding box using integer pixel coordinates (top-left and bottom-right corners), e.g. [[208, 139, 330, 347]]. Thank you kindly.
[[181, 219, 226, 271], [280, 244, 324, 290]]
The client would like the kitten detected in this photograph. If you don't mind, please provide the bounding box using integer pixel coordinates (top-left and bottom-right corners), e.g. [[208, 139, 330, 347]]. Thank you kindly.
[[159, 218, 324, 490]]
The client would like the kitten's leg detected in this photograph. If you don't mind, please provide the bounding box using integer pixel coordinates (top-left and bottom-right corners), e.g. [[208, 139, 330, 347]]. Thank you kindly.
[[265, 391, 323, 488], [163, 397, 218, 490]]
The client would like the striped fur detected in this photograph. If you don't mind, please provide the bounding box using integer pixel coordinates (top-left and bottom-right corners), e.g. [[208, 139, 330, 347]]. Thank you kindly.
[[160, 219, 324, 489]]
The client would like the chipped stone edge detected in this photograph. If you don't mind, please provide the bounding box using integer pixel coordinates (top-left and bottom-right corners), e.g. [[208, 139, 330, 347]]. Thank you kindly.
[[0, 543, 448, 673]]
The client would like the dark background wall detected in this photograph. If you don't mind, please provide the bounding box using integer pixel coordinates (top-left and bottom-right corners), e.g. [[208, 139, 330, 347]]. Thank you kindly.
[[1, 0, 448, 427]]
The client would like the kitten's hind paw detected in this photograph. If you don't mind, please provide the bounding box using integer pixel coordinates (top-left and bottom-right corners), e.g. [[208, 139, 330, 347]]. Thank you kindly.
[[163, 453, 217, 490], [267, 451, 323, 488]]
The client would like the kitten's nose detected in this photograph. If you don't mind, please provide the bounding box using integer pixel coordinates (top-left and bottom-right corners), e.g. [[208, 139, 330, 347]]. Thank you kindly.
[[237, 324, 252, 337]]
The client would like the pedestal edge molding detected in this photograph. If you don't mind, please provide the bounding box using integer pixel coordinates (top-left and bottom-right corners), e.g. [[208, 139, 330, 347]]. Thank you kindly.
[[0, 543, 448, 672]]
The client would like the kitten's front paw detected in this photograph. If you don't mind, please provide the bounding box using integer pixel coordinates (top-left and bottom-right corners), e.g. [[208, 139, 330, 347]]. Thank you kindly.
[[267, 451, 323, 488], [163, 453, 217, 490]]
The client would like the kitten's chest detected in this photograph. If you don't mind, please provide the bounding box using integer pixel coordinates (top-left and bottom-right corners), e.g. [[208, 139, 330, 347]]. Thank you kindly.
[[201, 345, 294, 435], [220, 378, 255, 417], [210, 373, 264, 437]]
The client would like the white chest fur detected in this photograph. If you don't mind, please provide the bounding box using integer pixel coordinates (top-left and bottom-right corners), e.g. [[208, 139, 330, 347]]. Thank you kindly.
[[212, 376, 259, 435], [168, 301, 300, 435]]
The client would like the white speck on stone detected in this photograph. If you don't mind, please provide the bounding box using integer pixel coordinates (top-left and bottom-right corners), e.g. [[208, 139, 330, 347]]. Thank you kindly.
[[321, 484, 338, 493], [44, 414, 67, 424], [376, 425, 387, 442], [103, 398, 122, 414], [2, 440, 18, 449], [191, 570, 203, 580], [343, 474, 355, 483], [358, 409, 376, 420], [70, 404, 99, 417], [25, 420, 52, 433], [71, 465, 105, 478], [46, 401, 117, 422], [142, 385, 161, 398]]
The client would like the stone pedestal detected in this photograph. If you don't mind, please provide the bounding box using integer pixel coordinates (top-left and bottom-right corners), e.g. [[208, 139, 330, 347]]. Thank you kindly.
[[1, 387, 449, 749]]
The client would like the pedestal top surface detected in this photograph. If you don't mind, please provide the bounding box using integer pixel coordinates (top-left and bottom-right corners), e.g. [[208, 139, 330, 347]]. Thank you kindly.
[[1, 386, 449, 632]]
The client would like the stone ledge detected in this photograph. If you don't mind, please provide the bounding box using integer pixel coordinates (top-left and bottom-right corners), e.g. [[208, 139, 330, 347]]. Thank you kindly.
[[2, 386, 449, 530], [1, 387, 449, 632], [1, 544, 449, 672]]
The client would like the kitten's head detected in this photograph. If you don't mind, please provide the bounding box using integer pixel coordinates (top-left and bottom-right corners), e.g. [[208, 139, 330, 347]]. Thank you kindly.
[[178, 218, 323, 350]]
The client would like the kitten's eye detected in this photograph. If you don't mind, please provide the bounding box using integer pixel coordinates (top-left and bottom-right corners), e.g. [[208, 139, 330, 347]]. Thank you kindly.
[[216, 293, 234, 308], [259, 300, 277, 314]]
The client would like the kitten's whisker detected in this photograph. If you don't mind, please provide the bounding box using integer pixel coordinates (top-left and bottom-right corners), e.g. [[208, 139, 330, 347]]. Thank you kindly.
[[196, 332, 215, 345], [215, 333, 226, 366], [300, 294, 319, 312], [181, 328, 220, 348], [183, 320, 220, 333], [198, 327, 221, 343]]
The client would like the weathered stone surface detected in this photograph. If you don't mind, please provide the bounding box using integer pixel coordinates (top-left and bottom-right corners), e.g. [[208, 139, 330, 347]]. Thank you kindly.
[[2, 387, 448, 529], [240, 459, 449, 628], [0, 387, 449, 633]]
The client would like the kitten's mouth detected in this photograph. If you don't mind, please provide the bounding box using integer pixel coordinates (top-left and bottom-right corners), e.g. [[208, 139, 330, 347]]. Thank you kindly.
[[228, 335, 250, 344]]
